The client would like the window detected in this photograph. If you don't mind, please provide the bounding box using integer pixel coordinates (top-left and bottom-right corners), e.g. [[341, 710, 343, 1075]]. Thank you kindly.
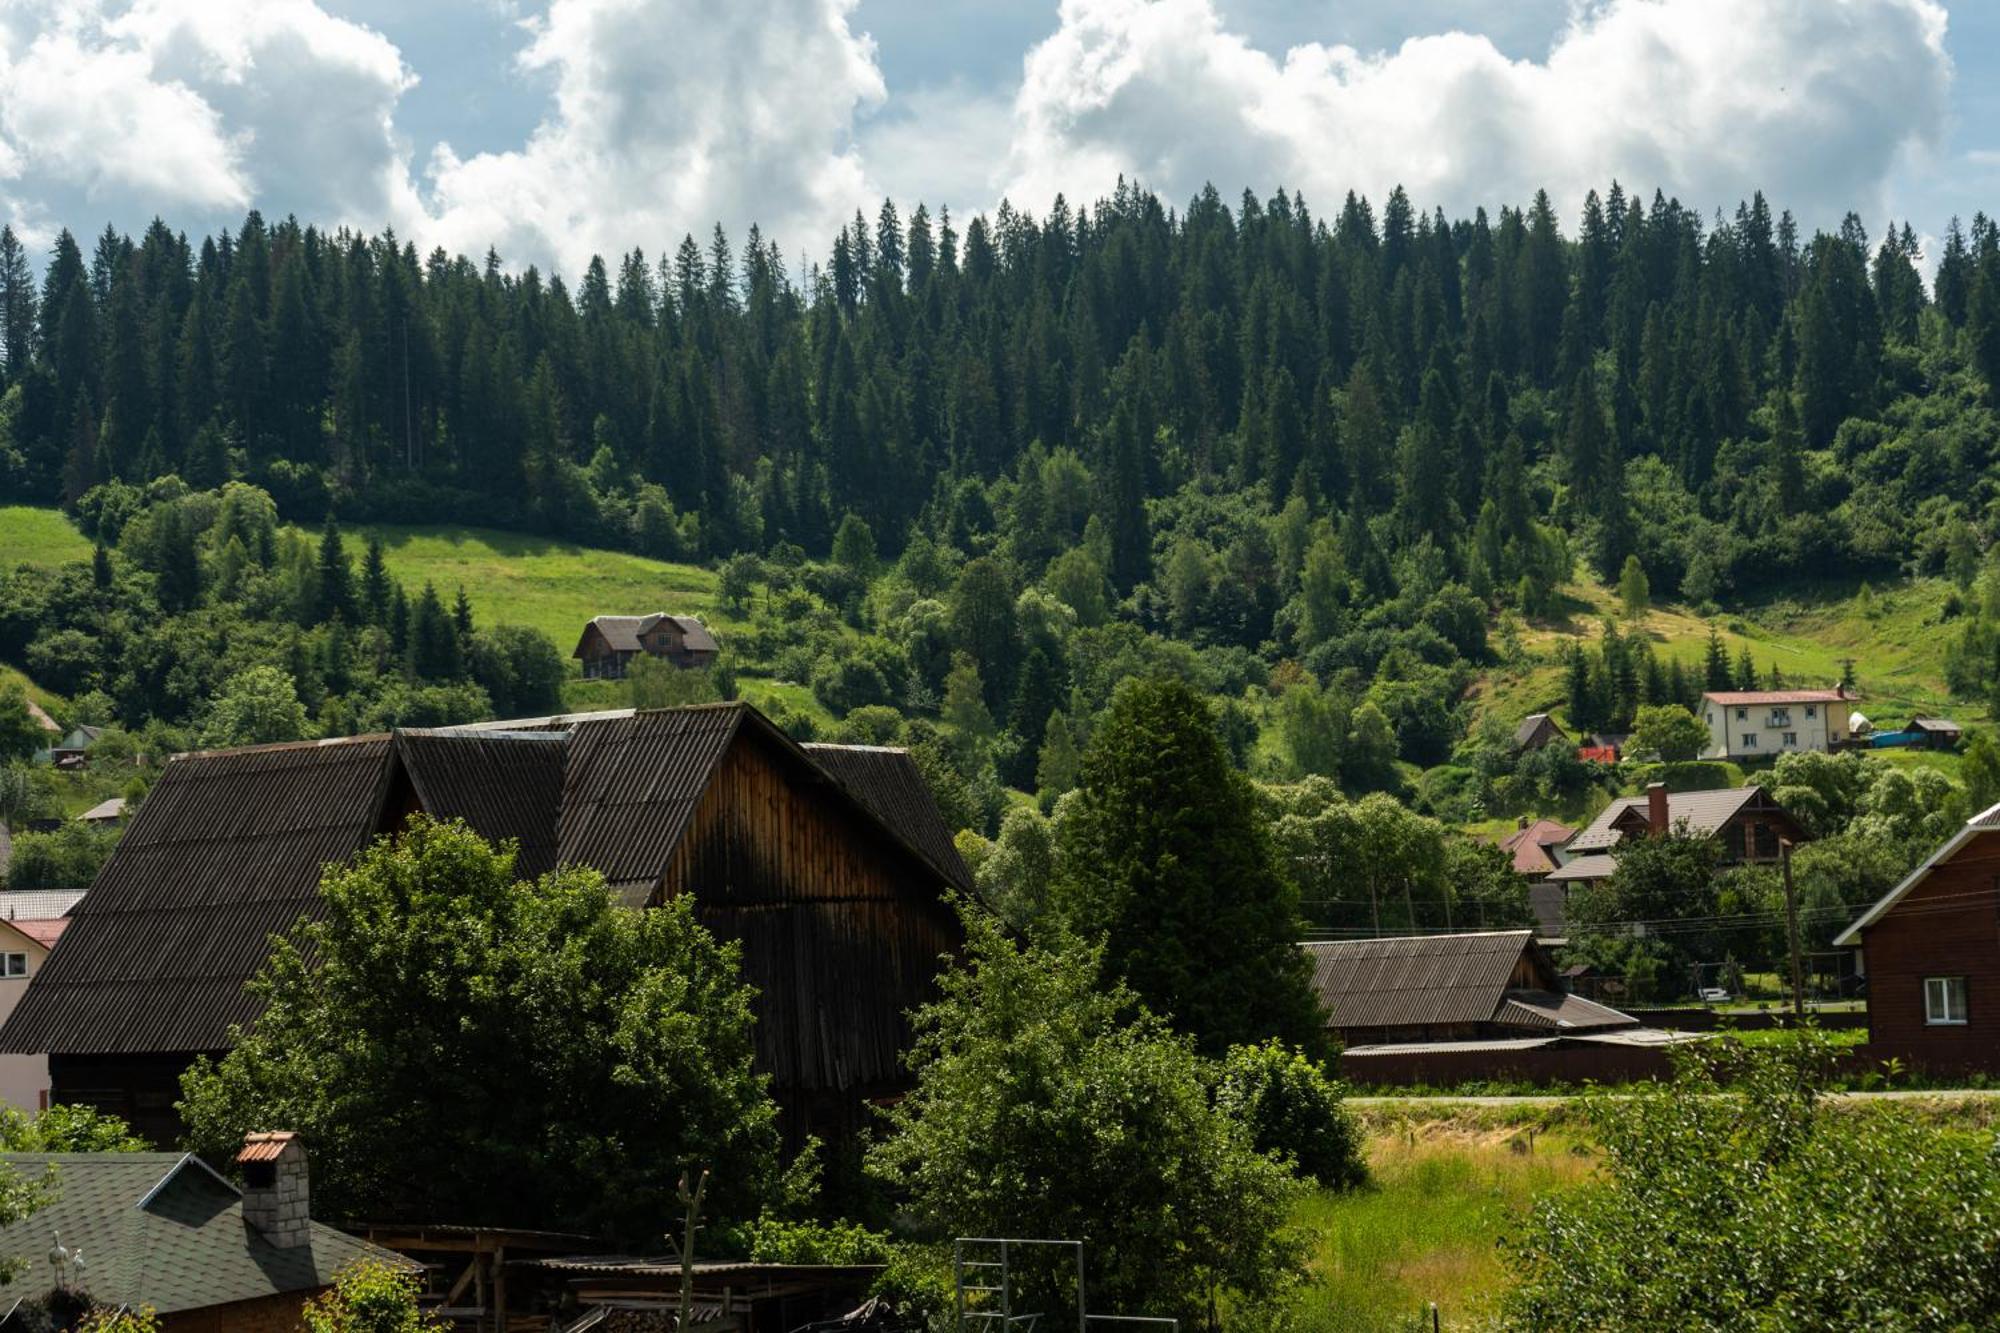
[[1805, 706, 1817, 719], [1769, 708, 1791, 727], [1736, 707, 1748, 721], [1741, 733, 1759, 749], [0, 955, 25, 978], [1925, 977, 1969, 1026], [1783, 732, 1799, 747]]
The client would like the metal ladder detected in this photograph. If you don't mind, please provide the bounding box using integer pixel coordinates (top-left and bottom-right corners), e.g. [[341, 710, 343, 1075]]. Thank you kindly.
[[954, 1238, 1081, 1333]]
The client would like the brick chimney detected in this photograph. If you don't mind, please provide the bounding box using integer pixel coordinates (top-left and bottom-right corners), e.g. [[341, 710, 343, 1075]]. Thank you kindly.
[[1647, 782, 1669, 836], [236, 1131, 310, 1249]]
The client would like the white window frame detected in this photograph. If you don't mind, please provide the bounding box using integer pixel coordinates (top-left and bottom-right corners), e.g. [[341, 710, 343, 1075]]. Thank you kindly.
[[1769, 707, 1791, 727], [1805, 705, 1817, 719], [1741, 733, 1759, 749], [0, 954, 25, 979], [1782, 731, 1799, 747], [1925, 976, 1969, 1026]]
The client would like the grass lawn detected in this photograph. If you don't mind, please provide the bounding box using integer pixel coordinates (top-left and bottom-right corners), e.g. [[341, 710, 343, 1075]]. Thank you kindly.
[[1289, 1126, 1594, 1330], [347, 522, 729, 651], [0, 506, 93, 570]]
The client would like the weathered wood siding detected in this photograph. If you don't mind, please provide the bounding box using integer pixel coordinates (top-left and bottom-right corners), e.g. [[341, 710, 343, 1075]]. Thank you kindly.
[[1862, 839, 2000, 1074], [660, 730, 962, 1109]]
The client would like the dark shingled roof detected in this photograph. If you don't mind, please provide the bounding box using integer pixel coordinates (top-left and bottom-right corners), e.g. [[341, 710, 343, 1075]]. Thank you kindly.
[[398, 729, 566, 877], [2, 737, 394, 1055], [803, 744, 974, 893], [1513, 713, 1564, 749], [576, 613, 718, 657], [0, 1152, 409, 1311]]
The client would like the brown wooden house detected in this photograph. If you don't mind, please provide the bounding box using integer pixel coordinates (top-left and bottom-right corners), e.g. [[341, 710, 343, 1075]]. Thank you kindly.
[[573, 613, 719, 679], [0, 705, 970, 1146], [1546, 782, 1809, 888], [1835, 802, 2000, 1075]]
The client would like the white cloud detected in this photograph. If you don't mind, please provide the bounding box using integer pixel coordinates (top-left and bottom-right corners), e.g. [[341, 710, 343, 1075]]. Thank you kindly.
[[0, 0, 420, 243], [422, 0, 888, 274], [998, 0, 1952, 229]]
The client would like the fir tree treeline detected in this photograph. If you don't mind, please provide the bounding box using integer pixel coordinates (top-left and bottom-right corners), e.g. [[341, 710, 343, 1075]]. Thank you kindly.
[[1, 182, 1994, 606]]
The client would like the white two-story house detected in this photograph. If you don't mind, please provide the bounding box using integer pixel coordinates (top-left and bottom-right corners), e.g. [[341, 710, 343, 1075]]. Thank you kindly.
[[1701, 688, 1851, 761]]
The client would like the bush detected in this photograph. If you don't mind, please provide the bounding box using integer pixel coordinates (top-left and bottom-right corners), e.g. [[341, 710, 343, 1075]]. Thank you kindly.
[[1503, 1032, 2000, 1328], [1213, 1040, 1367, 1190], [4, 822, 115, 890], [303, 1260, 446, 1333]]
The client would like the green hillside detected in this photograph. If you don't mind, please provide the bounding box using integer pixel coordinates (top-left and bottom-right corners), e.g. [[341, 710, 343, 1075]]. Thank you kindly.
[[1, 504, 1983, 740], [1478, 576, 1972, 735]]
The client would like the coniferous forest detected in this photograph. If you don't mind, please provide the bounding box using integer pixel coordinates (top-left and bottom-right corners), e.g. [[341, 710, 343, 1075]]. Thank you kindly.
[[1, 181, 1992, 608]]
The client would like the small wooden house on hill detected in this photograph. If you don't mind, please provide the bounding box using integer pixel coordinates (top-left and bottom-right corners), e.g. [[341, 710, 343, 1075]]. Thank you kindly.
[[573, 613, 718, 679], [1513, 713, 1567, 753], [1835, 800, 2000, 1075], [0, 705, 970, 1146]]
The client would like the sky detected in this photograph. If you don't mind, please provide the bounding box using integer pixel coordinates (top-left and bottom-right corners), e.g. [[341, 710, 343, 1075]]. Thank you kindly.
[[0, 0, 1990, 278]]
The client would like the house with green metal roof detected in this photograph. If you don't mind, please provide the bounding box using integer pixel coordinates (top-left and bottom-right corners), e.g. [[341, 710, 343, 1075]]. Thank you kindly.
[[0, 1134, 409, 1329]]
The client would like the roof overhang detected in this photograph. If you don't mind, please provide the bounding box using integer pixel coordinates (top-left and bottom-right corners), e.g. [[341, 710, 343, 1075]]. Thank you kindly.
[[1833, 799, 2000, 946]]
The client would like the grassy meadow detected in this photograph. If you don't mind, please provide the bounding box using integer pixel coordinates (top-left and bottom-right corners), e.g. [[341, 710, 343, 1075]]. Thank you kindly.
[[0, 505, 93, 569], [1289, 1123, 1595, 1330]]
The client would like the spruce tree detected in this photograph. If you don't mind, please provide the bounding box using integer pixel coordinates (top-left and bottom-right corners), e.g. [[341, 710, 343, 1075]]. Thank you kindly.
[[360, 538, 392, 626], [316, 517, 354, 623], [1052, 678, 1327, 1057]]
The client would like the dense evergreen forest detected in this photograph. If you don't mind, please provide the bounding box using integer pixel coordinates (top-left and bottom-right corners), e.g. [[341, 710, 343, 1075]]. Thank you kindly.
[[3, 182, 1996, 608]]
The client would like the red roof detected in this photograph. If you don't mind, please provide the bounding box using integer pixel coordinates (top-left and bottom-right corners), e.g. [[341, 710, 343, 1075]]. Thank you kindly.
[[1702, 689, 1847, 705], [1498, 819, 1574, 876], [9, 919, 67, 949], [236, 1131, 299, 1164]]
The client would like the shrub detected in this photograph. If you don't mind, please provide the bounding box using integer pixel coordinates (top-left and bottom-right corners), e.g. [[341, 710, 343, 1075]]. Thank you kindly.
[[303, 1260, 446, 1333], [1503, 1032, 2000, 1328], [1213, 1040, 1367, 1189]]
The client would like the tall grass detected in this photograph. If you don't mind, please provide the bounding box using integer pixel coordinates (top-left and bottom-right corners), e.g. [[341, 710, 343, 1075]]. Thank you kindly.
[[1288, 1130, 1595, 1331], [0, 506, 92, 569]]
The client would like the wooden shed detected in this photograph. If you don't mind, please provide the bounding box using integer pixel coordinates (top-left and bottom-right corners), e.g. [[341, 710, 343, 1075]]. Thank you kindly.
[[0, 706, 970, 1147]]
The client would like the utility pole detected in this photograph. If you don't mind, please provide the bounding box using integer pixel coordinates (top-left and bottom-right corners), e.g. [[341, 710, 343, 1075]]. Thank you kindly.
[[1780, 839, 1805, 1020]]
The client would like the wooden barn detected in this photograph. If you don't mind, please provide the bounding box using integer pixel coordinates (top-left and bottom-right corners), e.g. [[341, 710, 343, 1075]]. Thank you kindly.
[[1835, 801, 2000, 1076], [0, 705, 970, 1147]]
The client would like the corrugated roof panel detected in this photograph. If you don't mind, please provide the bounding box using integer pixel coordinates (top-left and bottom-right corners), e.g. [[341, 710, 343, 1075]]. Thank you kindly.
[[0, 737, 394, 1055], [1301, 931, 1535, 1030], [396, 730, 565, 877], [801, 744, 974, 893], [556, 705, 745, 897]]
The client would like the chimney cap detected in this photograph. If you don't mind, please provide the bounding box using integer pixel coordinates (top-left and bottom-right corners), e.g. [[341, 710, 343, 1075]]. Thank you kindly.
[[236, 1131, 299, 1165]]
